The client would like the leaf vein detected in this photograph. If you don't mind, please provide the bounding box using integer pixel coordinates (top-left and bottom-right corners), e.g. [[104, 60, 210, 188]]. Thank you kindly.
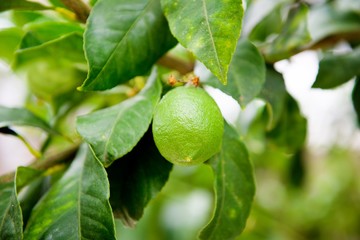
[[201, 0, 223, 78], [90, 0, 154, 82]]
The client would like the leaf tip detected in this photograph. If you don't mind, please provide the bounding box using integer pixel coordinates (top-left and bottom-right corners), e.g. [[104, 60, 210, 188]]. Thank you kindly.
[[217, 75, 227, 85], [311, 79, 320, 89], [77, 82, 93, 92], [76, 86, 84, 91]]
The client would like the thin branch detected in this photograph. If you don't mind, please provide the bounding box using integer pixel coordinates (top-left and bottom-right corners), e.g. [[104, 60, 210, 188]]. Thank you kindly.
[[308, 31, 360, 50], [60, 0, 91, 23], [0, 144, 79, 183], [30, 145, 79, 170], [262, 31, 360, 64], [157, 54, 195, 75]]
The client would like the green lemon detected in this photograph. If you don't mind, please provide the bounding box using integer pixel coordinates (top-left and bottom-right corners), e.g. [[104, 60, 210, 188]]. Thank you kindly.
[[27, 59, 83, 100], [152, 86, 224, 166]]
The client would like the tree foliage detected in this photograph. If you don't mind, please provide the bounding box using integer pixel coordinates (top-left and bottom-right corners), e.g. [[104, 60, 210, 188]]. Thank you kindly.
[[0, 0, 360, 239]]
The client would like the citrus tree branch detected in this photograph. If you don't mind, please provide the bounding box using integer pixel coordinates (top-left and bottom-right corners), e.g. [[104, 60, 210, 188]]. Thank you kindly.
[[0, 144, 79, 183], [263, 31, 360, 63], [157, 54, 195, 75], [60, 0, 91, 23], [309, 31, 360, 50]]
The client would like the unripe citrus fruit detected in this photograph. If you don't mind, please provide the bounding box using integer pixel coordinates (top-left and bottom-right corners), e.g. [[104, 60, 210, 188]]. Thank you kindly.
[[152, 86, 224, 166]]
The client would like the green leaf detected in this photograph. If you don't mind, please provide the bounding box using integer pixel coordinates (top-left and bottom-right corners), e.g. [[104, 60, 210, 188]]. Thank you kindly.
[[259, 67, 287, 130], [81, 0, 176, 91], [308, 4, 360, 43], [13, 31, 87, 100], [245, 0, 287, 39], [77, 70, 162, 166], [107, 128, 172, 227], [89, 0, 98, 6], [25, 58, 86, 101], [0, 106, 53, 133], [263, 3, 311, 62], [49, 0, 67, 8], [0, 0, 50, 12], [199, 123, 255, 240], [312, 47, 360, 89], [0, 28, 23, 63], [0, 167, 44, 239], [24, 145, 116, 239], [161, 0, 243, 84], [14, 32, 86, 69], [16, 167, 43, 190], [18, 21, 84, 50], [267, 94, 307, 152], [288, 150, 305, 187], [352, 77, 360, 126], [0, 181, 23, 240], [10, 11, 44, 27], [16, 167, 45, 226], [248, 3, 283, 43], [204, 39, 265, 107]]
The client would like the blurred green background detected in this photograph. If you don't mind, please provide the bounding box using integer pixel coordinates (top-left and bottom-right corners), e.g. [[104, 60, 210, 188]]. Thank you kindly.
[[114, 146, 360, 240]]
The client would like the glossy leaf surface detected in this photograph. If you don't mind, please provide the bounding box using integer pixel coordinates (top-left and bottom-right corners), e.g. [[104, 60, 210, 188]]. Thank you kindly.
[[77, 70, 162, 166], [312, 47, 360, 89], [161, 0, 243, 84], [107, 129, 172, 227], [81, 0, 176, 91], [0, 181, 22, 240], [200, 123, 255, 240], [205, 39, 265, 107], [0, 167, 42, 240], [0, 106, 52, 132], [24, 145, 116, 239]]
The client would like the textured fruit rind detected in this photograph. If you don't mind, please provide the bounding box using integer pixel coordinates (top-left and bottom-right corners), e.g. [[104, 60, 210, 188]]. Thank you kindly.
[[152, 86, 224, 166]]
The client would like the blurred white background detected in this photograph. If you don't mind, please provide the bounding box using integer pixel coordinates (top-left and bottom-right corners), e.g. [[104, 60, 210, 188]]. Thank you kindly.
[[0, 61, 33, 174]]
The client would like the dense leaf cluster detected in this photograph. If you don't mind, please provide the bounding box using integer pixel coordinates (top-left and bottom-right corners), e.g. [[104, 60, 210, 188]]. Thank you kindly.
[[0, 0, 359, 239]]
